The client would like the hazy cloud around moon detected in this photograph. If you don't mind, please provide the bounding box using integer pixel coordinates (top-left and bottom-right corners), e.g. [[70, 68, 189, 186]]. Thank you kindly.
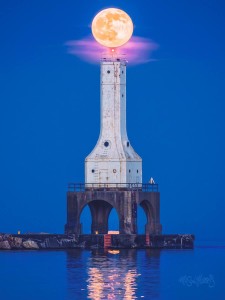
[[66, 35, 158, 65]]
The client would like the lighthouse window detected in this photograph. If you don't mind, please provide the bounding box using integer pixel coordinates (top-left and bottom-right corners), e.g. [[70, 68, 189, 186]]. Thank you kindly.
[[127, 142, 130, 147], [122, 94, 124, 97], [91, 169, 95, 173], [104, 141, 109, 147], [122, 71, 124, 74], [107, 70, 110, 74], [129, 169, 131, 173], [113, 169, 117, 173], [137, 170, 139, 173]]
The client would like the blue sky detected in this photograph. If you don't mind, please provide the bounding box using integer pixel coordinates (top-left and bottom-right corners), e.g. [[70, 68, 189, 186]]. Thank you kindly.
[[0, 0, 224, 239]]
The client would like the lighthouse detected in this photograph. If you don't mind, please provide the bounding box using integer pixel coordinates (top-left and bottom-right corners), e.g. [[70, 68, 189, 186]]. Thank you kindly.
[[62, 7, 197, 249], [85, 58, 142, 187], [65, 8, 162, 237]]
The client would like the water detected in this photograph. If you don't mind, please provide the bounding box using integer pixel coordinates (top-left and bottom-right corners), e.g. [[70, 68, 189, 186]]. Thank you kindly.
[[0, 242, 224, 299]]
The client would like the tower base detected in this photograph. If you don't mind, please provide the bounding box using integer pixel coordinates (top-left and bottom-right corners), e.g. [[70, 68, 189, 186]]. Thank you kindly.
[[65, 188, 162, 235]]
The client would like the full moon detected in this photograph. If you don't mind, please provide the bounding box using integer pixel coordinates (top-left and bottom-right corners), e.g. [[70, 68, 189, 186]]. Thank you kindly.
[[91, 8, 133, 48]]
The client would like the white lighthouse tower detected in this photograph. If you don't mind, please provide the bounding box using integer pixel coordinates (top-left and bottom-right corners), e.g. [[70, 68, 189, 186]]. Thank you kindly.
[[85, 57, 142, 187]]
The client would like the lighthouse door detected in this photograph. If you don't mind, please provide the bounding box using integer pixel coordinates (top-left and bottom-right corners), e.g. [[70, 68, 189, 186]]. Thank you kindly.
[[99, 169, 109, 187]]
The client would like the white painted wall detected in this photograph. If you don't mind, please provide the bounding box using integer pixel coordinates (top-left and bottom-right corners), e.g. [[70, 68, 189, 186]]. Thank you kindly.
[[85, 60, 142, 186]]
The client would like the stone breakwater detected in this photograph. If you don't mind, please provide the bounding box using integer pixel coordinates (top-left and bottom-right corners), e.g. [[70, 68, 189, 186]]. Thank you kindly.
[[0, 233, 194, 250], [0, 234, 80, 250]]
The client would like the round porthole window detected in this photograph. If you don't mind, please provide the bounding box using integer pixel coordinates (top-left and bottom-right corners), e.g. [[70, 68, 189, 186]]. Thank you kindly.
[[107, 70, 110, 74], [104, 141, 109, 147], [91, 169, 95, 173], [113, 169, 117, 173]]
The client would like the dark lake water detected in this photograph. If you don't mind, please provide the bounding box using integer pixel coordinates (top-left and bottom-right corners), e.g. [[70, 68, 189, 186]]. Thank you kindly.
[[0, 241, 224, 299]]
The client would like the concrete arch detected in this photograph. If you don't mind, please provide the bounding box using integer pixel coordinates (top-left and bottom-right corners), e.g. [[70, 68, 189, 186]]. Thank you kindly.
[[65, 190, 138, 235], [78, 198, 121, 234], [78, 198, 120, 221], [139, 200, 154, 224], [72, 196, 122, 234], [139, 200, 154, 234]]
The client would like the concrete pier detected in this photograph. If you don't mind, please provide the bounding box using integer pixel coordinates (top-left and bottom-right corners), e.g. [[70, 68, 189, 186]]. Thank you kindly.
[[0, 233, 194, 250]]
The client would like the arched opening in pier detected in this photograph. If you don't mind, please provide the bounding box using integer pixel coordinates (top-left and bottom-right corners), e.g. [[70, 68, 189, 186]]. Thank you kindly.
[[137, 206, 147, 234], [79, 200, 120, 234], [80, 205, 92, 234], [138, 200, 154, 234], [108, 208, 119, 233]]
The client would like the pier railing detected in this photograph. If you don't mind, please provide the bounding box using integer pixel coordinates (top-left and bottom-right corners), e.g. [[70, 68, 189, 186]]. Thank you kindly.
[[68, 183, 158, 192]]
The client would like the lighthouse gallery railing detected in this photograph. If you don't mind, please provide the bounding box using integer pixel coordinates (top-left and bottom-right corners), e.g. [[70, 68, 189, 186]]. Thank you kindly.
[[68, 183, 158, 192]]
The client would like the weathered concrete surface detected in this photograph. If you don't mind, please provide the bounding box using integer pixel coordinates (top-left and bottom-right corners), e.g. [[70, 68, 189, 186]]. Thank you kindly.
[[65, 190, 162, 235], [82, 234, 194, 249], [85, 60, 142, 187]]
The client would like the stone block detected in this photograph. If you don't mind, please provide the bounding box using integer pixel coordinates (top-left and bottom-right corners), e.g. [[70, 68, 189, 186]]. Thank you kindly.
[[0, 240, 11, 250], [23, 240, 39, 249]]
